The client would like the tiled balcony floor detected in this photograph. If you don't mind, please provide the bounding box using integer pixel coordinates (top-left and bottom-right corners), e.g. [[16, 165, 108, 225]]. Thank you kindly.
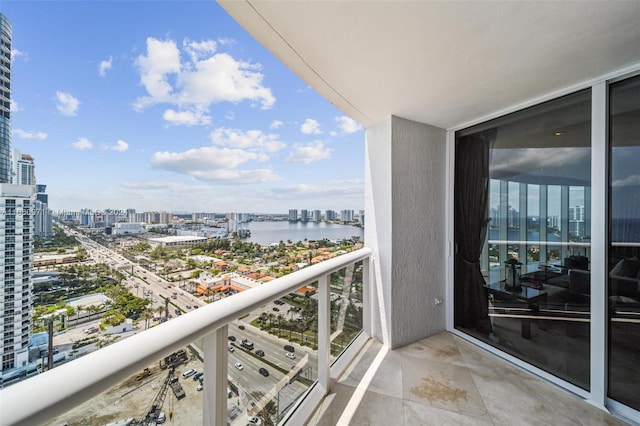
[[308, 332, 631, 425]]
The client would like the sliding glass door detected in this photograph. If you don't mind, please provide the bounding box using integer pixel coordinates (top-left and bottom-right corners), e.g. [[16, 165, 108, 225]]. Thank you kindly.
[[608, 74, 640, 411], [454, 89, 592, 389]]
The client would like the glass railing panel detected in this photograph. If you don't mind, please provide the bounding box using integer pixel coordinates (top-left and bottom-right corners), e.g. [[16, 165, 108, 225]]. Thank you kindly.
[[231, 284, 319, 425], [41, 346, 204, 425], [329, 260, 364, 360], [3, 249, 372, 425]]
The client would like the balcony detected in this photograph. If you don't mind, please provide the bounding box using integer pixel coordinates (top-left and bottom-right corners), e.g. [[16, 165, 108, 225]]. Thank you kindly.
[[1, 248, 374, 425], [2, 246, 630, 425]]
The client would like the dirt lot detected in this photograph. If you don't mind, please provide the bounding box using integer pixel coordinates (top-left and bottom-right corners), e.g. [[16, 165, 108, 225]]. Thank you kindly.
[[43, 354, 205, 426]]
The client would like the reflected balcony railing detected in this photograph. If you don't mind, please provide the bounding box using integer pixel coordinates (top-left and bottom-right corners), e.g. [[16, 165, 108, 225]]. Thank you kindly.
[[1, 247, 373, 426]]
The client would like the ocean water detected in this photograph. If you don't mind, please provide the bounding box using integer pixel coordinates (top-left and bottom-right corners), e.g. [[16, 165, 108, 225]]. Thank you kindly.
[[244, 221, 364, 245]]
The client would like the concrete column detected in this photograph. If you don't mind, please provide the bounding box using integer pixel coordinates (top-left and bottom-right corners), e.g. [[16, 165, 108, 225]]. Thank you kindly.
[[365, 116, 447, 349]]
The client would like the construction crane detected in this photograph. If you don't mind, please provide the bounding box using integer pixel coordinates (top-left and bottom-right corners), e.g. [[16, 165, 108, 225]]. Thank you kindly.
[[141, 367, 175, 425]]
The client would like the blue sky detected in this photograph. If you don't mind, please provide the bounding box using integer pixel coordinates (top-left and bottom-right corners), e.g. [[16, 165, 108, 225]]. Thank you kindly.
[[2, 1, 365, 214]]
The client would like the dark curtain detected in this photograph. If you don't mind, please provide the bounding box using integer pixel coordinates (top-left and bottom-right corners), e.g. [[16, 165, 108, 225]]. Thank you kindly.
[[454, 128, 496, 333]]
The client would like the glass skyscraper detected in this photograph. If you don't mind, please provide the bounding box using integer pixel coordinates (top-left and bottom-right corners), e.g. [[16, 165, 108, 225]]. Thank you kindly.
[[0, 14, 12, 183]]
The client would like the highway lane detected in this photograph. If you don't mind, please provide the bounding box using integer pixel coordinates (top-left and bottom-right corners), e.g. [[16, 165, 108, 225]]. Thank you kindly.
[[61, 225, 320, 414]]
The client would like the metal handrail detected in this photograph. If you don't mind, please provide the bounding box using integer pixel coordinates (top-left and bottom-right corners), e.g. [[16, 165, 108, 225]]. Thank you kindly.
[[1, 247, 372, 426]]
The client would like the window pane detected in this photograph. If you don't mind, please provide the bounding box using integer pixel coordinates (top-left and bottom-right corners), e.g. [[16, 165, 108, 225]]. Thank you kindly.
[[455, 89, 591, 389], [608, 74, 640, 411]]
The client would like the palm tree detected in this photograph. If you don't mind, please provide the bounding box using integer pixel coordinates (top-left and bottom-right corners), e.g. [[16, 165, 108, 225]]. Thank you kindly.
[[258, 400, 277, 426], [140, 308, 154, 330], [155, 305, 166, 321]]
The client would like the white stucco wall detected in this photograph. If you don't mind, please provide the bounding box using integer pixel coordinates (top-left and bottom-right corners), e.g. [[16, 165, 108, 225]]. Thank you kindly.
[[365, 116, 447, 348]]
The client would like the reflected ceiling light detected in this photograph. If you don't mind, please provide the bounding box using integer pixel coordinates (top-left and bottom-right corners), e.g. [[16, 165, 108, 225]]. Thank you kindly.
[[554, 131, 564, 136]]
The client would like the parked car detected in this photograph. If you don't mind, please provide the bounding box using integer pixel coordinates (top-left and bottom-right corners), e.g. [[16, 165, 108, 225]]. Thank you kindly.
[[272, 307, 280, 312], [239, 325, 245, 330], [228, 346, 235, 352], [193, 372, 204, 381], [182, 368, 197, 378], [255, 349, 265, 357], [247, 417, 262, 425], [84, 326, 99, 334], [197, 383, 203, 391], [234, 362, 244, 370], [228, 335, 236, 341], [258, 367, 269, 377], [286, 352, 295, 360]]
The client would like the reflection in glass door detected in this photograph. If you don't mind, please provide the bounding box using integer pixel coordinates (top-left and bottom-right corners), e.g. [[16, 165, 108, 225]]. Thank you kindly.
[[455, 89, 592, 389], [608, 75, 640, 411]]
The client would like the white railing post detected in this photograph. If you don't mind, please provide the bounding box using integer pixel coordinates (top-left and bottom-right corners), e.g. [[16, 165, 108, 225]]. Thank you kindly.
[[362, 257, 372, 336], [203, 325, 228, 426], [318, 273, 331, 392]]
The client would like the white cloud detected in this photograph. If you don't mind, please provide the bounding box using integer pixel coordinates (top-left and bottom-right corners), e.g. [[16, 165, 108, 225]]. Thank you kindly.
[[98, 56, 113, 77], [183, 38, 217, 63], [10, 100, 19, 112], [224, 111, 235, 120], [286, 141, 332, 164], [56, 91, 80, 116], [178, 52, 275, 109], [217, 37, 236, 47], [270, 120, 283, 129], [133, 38, 181, 110], [301, 118, 322, 135], [71, 137, 93, 150], [150, 145, 281, 184], [121, 181, 210, 192], [335, 116, 362, 134], [111, 140, 129, 152], [613, 174, 640, 187], [163, 109, 212, 126], [10, 49, 26, 61], [210, 128, 286, 154], [269, 183, 364, 199], [133, 36, 276, 123], [14, 129, 47, 140]]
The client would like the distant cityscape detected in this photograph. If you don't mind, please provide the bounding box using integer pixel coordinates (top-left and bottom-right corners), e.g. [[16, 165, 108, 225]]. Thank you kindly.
[[489, 204, 587, 239], [50, 208, 364, 240]]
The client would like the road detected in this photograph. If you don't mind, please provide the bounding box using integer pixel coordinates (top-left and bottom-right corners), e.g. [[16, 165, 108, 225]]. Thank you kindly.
[[58, 224, 320, 422]]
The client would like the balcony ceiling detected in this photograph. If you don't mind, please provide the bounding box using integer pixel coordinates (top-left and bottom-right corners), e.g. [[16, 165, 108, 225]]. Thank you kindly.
[[219, 1, 640, 130]]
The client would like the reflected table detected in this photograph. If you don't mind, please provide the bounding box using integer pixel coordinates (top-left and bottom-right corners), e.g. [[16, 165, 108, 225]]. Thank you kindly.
[[485, 281, 548, 339]]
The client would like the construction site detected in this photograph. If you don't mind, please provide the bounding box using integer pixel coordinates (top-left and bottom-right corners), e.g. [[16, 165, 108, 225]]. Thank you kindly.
[[43, 349, 207, 426]]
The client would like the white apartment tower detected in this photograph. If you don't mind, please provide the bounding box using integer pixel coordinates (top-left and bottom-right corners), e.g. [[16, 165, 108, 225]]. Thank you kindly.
[[0, 185, 34, 371]]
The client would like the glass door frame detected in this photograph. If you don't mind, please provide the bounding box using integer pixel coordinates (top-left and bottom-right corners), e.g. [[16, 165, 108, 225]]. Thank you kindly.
[[445, 65, 640, 422]]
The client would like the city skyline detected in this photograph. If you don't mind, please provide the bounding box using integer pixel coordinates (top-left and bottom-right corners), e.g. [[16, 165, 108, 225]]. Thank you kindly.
[[3, 1, 365, 212]]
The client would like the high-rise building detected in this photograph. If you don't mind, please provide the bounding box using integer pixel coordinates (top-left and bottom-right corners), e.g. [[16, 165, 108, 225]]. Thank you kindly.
[[288, 209, 298, 222], [340, 209, 354, 223], [0, 13, 35, 373], [0, 14, 11, 184], [313, 210, 321, 223], [12, 150, 35, 185], [34, 184, 52, 238], [0, 185, 34, 372], [300, 209, 308, 223]]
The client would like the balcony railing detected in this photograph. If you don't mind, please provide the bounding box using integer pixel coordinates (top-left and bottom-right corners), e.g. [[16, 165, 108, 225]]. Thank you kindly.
[[1, 247, 373, 425]]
